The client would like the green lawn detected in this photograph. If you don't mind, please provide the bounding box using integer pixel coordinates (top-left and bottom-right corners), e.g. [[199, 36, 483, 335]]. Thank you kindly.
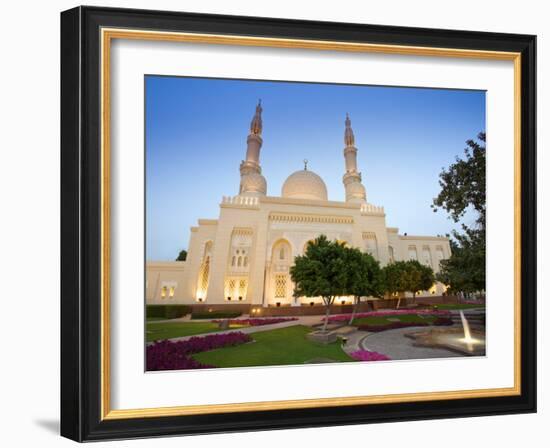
[[433, 304, 485, 310], [146, 321, 243, 342], [352, 314, 437, 326], [192, 325, 353, 367]]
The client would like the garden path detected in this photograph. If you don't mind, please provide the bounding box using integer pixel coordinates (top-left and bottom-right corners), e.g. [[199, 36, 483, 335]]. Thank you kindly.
[[359, 326, 463, 360]]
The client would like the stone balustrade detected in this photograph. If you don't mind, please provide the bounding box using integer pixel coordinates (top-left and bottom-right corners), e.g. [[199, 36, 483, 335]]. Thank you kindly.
[[221, 195, 260, 207]]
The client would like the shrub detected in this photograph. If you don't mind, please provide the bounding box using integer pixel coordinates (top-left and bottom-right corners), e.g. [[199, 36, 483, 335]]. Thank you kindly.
[[146, 332, 252, 371], [191, 312, 242, 320], [350, 350, 391, 361], [433, 317, 454, 326], [146, 305, 191, 319]]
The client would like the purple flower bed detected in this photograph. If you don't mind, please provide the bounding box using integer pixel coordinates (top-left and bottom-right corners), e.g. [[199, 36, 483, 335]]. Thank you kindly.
[[147, 332, 252, 371], [327, 309, 451, 323], [350, 350, 391, 361], [214, 317, 298, 326]]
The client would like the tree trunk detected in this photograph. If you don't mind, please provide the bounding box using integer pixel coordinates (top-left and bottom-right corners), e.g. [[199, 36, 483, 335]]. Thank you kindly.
[[322, 298, 332, 333], [412, 292, 416, 304], [349, 296, 360, 325], [396, 296, 401, 309]]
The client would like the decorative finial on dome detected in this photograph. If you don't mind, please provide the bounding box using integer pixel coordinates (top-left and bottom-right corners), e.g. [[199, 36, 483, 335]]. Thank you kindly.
[[303, 159, 308, 170], [250, 99, 263, 135], [344, 113, 355, 147]]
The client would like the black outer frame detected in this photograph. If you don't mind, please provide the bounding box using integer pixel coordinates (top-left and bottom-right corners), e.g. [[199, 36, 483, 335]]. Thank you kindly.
[[60, 6, 537, 442]]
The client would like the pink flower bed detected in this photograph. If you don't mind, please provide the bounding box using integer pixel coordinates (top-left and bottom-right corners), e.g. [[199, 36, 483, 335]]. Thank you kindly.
[[214, 317, 298, 326], [327, 309, 451, 323], [147, 332, 252, 371], [350, 350, 391, 361]]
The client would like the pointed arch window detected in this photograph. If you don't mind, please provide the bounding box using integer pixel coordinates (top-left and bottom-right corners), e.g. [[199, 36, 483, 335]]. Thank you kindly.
[[196, 241, 213, 299]]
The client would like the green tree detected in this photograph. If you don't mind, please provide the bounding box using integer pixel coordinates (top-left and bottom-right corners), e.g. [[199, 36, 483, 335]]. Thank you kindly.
[[176, 249, 187, 261], [343, 247, 384, 325], [432, 132, 486, 229], [436, 230, 485, 294], [382, 261, 409, 308], [407, 260, 435, 303], [432, 132, 486, 294], [382, 260, 435, 307], [290, 235, 348, 332]]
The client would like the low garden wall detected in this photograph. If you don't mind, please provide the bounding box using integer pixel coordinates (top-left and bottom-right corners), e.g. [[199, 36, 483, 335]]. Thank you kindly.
[[148, 295, 461, 318]]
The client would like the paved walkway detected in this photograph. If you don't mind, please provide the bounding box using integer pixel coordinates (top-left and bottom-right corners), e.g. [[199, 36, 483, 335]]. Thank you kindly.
[[341, 330, 369, 354], [359, 326, 463, 360]]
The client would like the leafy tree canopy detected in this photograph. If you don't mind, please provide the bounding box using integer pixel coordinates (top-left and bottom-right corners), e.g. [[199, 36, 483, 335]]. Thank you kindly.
[[432, 132, 486, 230], [290, 235, 348, 332], [432, 132, 486, 294], [176, 249, 187, 261], [382, 260, 435, 302], [290, 235, 347, 302], [343, 247, 384, 299], [436, 229, 485, 293]]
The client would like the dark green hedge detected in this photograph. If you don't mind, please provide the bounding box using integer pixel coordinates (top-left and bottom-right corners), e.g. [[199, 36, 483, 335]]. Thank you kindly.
[[146, 305, 191, 319], [191, 312, 242, 320]]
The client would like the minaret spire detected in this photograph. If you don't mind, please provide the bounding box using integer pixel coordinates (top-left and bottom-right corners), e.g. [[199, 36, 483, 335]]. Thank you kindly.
[[239, 101, 267, 196], [250, 99, 263, 135], [344, 113, 355, 146], [342, 114, 367, 203]]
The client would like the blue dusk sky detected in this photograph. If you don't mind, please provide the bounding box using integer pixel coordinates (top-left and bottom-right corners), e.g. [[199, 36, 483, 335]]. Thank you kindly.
[[146, 76, 485, 261]]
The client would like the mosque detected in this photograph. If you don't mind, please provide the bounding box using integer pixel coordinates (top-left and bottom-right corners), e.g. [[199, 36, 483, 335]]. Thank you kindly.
[[145, 102, 451, 309]]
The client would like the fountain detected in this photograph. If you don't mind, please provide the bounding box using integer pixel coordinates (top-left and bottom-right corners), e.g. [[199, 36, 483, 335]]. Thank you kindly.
[[405, 310, 485, 356]]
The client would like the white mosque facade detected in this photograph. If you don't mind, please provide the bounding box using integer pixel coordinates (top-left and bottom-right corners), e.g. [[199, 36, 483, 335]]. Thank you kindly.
[[146, 102, 451, 308]]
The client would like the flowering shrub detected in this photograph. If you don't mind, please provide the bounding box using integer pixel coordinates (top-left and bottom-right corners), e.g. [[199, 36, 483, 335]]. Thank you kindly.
[[214, 317, 298, 326], [146, 344, 214, 371], [147, 332, 252, 371], [350, 350, 391, 361], [327, 309, 451, 323]]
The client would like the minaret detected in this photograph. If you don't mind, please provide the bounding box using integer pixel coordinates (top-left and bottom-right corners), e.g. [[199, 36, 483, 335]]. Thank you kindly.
[[239, 100, 267, 196], [342, 114, 367, 203]]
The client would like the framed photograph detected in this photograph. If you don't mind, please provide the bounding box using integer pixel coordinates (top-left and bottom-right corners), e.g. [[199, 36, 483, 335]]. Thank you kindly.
[[60, 6, 536, 441]]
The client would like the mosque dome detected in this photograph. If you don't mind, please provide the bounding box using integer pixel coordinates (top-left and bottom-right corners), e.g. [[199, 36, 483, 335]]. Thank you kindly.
[[240, 172, 267, 196], [282, 168, 328, 201]]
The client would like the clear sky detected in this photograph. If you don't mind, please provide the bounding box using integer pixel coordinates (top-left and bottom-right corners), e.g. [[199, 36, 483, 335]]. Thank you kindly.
[[145, 75, 485, 261]]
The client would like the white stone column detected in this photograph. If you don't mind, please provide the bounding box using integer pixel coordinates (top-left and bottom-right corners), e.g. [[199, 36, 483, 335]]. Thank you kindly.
[[206, 226, 232, 303], [247, 211, 270, 305]]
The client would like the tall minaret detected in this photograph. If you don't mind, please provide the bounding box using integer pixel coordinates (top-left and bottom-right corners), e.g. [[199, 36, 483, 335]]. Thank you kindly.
[[342, 114, 367, 203], [239, 100, 267, 196]]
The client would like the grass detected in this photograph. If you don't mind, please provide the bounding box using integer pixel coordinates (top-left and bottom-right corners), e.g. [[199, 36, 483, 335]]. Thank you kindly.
[[432, 304, 485, 310], [146, 321, 246, 342], [192, 325, 353, 367], [351, 314, 437, 326]]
